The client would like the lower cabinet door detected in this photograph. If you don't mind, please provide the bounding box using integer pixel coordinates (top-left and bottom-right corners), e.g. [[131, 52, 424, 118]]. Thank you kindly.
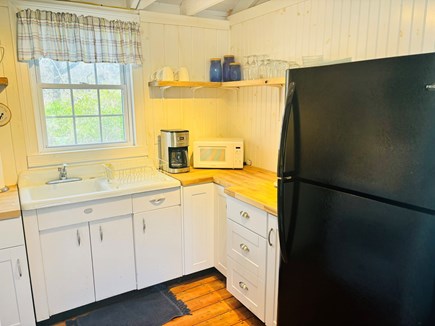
[[40, 223, 95, 315], [0, 246, 35, 326], [183, 183, 215, 275], [134, 206, 183, 289], [265, 214, 280, 326], [90, 215, 136, 300]]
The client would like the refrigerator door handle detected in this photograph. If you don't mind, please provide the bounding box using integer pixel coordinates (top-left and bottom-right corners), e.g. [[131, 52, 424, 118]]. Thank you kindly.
[[278, 179, 298, 263], [277, 81, 296, 178]]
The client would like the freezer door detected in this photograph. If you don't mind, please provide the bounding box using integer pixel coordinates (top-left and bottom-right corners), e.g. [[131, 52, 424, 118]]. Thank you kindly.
[[288, 53, 435, 210], [278, 181, 435, 326]]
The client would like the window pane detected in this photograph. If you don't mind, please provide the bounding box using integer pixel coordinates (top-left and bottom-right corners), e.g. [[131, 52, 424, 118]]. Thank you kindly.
[[73, 90, 99, 115], [76, 117, 101, 144], [96, 63, 121, 85], [100, 90, 123, 115], [70, 62, 96, 84], [102, 116, 125, 142], [39, 59, 69, 84], [43, 89, 72, 116], [46, 118, 75, 146]]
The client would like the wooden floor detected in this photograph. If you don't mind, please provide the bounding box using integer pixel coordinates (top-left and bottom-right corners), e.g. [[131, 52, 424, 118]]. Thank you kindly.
[[165, 270, 264, 326], [51, 269, 264, 326]]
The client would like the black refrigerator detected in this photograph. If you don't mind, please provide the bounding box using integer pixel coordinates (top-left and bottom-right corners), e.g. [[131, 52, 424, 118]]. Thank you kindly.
[[277, 53, 435, 326]]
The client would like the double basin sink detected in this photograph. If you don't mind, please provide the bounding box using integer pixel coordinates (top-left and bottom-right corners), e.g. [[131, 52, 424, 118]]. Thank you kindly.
[[18, 163, 180, 210]]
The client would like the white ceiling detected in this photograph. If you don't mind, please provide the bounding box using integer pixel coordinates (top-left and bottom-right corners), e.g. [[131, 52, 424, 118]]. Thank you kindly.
[[58, 0, 271, 19]]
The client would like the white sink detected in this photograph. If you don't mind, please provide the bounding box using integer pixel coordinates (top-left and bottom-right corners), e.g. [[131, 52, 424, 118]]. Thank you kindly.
[[18, 162, 180, 210], [25, 178, 111, 201]]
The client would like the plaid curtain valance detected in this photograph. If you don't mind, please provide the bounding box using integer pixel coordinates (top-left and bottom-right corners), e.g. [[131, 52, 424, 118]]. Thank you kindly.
[[17, 9, 142, 64]]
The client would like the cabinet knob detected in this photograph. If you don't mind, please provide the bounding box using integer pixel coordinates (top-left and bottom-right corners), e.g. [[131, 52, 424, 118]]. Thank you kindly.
[[150, 198, 165, 205], [99, 226, 104, 242], [239, 281, 248, 291], [268, 228, 274, 246], [240, 211, 250, 219], [84, 208, 93, 214], [17, 259, 22, 278], [239, 243, 250, 253]]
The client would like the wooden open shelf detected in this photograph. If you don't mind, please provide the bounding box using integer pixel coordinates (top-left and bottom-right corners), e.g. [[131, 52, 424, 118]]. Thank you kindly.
[[148, 77, 285, 90], [222, 77, 285, 88], [0, 77, 8, 93], [148, 80, 221, 88]]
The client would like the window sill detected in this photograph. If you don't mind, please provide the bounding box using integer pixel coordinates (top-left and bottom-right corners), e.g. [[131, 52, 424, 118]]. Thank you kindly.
[[26, 145, 148, 168]]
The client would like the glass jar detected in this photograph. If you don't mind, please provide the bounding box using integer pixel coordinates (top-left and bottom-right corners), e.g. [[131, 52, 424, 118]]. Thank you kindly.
[[222, 55, 235, 82], [229, 62, 241, 81], [209, 58, 222, 82]]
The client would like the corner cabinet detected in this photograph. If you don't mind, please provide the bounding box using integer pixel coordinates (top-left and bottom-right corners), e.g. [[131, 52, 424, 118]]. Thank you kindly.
[[214, 184, 227, 276], [182, 183, 215, 275], [0, 217, 35, 326]]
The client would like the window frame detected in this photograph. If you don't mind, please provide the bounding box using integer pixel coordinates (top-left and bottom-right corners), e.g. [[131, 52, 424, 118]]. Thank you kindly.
[[34, 59, 136, 153]]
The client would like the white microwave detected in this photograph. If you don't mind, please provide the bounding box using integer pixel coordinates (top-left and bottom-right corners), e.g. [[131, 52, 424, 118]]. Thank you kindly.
[[193, 138, 244, 169]]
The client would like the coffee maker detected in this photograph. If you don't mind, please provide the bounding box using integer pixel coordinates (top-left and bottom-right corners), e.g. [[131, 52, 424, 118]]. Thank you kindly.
[[160, 129, 190, 173]]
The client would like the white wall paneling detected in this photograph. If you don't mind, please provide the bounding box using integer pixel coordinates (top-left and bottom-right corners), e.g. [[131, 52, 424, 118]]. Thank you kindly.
[[141, 12, 230, 165], [227, 0, 435, 171]]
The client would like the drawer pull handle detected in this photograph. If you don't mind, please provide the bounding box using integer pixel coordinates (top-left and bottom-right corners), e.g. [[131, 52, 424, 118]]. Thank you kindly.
[[239, 281, 248, 291], [268, 228, 274, 246], [143, 219, 146, 234], [240, 243, 250, 252], [17, 259, 22, 278], [150, 198, 166, 205], [99, 226, 103, 242], [84, 208, 93, 214], [77, 229, 81, 246], [240, 211, 250, 219]]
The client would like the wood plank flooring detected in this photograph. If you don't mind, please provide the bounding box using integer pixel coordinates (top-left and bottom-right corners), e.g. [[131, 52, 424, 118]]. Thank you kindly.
[[50, 269, 264, 326], [165, 270, 264, 326]]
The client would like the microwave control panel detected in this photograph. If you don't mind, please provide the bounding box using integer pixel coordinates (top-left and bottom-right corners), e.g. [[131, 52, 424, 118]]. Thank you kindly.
[[234, 146, 244, 168]]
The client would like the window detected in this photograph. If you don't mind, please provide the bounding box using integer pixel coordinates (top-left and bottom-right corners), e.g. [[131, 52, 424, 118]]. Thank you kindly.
[[36, 58, 133, 150]]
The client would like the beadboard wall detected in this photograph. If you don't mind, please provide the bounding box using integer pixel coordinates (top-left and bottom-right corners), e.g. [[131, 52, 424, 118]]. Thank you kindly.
[[227, 0, 435, 172], [140, 12, 230, 166]]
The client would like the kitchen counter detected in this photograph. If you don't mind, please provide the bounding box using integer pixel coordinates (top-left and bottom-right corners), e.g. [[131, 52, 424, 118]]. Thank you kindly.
[[0, 185, 21, 220], [168, 166, 278, 215]]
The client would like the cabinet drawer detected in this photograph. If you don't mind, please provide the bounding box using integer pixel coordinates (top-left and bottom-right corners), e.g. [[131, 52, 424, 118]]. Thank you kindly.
[[37, 196, 132, 231], [227, 219, 266, 279], [132, 187, 180, 213], [0, 217, 25, 249], [227, 257, 265, 322], [227, 197, 267, 237]]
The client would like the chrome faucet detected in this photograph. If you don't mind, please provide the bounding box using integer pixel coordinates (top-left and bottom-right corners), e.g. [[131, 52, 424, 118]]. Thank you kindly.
[[58, 163, 68, 180], [46, 163, 82, 185]]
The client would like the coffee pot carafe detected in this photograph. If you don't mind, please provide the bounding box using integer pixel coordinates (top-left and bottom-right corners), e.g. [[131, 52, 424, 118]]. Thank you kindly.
[[160, 129, 190, 173]]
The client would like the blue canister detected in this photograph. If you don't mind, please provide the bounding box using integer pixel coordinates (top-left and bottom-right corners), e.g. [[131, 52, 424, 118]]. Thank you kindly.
[[210, 58, 222, 82], [222, 55, 235, 81], [229, 62, 241, 81]]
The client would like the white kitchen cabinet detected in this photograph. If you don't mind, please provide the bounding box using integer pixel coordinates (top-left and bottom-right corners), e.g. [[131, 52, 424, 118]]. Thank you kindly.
[[40, 222, 95, 315], [0, 217, 35, 326], [40, 214, 136, 314], [226, 197, 280, 323], [134, 206, 182, 289], [265, 214, 280, 326], [37, 195, 135, 316], [90, 215, 136, 300], [214, 184, 227, 276], [183, 183, 214, 275]]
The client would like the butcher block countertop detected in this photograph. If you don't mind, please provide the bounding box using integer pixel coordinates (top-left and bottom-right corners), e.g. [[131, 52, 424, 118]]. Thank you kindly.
[[168, 166, 278, 215], [0, 185, 21, 220]]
